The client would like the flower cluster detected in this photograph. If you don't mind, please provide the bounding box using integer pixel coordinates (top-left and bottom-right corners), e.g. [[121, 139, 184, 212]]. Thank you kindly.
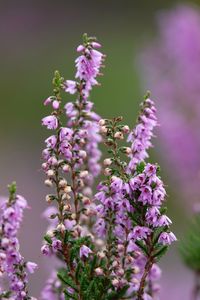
[[41, 35, 106, 300], [127, 96, 157, 173], [139, 5, 200, 203], [0, 183, 37, 300], [95, 96, 176, 300]]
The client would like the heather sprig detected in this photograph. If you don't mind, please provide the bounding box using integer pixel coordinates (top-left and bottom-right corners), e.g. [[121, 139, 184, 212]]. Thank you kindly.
[[0, 182, 37, 300], [41, 35, 176, 300], [96, 95, 176, 300], [41, 35, 108, 299]]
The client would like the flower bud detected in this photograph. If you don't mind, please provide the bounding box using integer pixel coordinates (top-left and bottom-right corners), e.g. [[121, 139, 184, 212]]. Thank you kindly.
[[99, 119, 106, 126], [63, 164, 70, 173], [114, 131, 124, 140], [79, 150, 87, 159], [104, 168, 112, 176], [95, 267, 104, 276], [122, 125, 130, 133], [125, 147, 132, 155], [57, 223, 65, 233], [52, 100, 60, 110], [45, 195, 52, 203], [64, 185, 72, 193], [103, 158, 112, 166], [59, 179, 67, 188], [112, 278, 119, 287], [80, 170, 89, 178], [63, 204, 71, 211], [42, 162, 48, 171], [82, 197, 91, 205], [100, 126, 107, 133], [116, 268, 124, 276], [47, 169, 55, 178], [44, 179, 53, 187], [48, 156, 58, 166]]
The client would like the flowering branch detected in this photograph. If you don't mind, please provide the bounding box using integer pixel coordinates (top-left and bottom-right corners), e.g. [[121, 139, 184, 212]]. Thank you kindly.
[[0, 182, 37, 300]]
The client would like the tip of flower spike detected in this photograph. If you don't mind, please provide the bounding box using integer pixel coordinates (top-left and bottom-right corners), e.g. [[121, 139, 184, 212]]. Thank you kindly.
[[144, 90, 151, 100], [8, 182, 17, 199]]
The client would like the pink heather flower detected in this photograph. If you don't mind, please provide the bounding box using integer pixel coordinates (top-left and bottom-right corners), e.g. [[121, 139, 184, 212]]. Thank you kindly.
[[64, 219, 76, 230], [52, 100, 60, 110], [145, 207, 160, 226], [26, 261, 38, 274], [45, 135, 57, 149], [127, 98, 157, 173], [76, 45, 85, 52], [52, 239, 62, 251], [64, 80, 77, 94], [44, 96, 53, 106], [42, 116, 58, 130], [158, 232, 177, 245], [156, 215, 172, 227], [79, 245, 92, 259], [41, 244, 51, 256], [110, 176, 123, 192], [129, 226, 151, 241], [59, 127, 73, 142]]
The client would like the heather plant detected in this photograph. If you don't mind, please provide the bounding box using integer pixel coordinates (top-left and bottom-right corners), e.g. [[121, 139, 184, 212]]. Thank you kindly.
[[40, 34, 176, 300], [0, 34, 176, 300], [0, 182, 37, 300]]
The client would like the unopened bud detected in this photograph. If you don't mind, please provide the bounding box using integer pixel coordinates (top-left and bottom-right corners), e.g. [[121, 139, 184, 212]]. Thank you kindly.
[[95, 267, 104, 276], [45, 179, 53, 187], [63, 204, 71, 211], [45, 195, 52, 203], [79, 150, 87, 159], [47, 169, 55, 178], [80, 170, 89, 178], [82, 197, 91, 205], [64, 185, 72, 193], [99, 119, 106, 126], [62, 164, 70, 173], [125, 147, 132, 155], [57, 223, 65, 233], [114, 131, 124, 140], [112, 278, 119, 287], [59, 179, 67, 188], [104, 168, 112, 176], [122, 125, 130, 133], [52, 100, 60, 110], [100, 126, 107, 133], [103, 158, 112, 166]]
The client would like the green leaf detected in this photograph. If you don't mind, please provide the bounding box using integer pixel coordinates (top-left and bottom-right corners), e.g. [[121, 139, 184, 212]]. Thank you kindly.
[[153, 245, 168, 260], [57, 270, 78, 291], [136, 161, 145, 174], [135, 240, 148, 255], [44, 235, 52, 244]]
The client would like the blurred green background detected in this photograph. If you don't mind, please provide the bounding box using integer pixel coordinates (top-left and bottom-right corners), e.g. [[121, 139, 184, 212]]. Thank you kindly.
[[1, 0, 199, 298]]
